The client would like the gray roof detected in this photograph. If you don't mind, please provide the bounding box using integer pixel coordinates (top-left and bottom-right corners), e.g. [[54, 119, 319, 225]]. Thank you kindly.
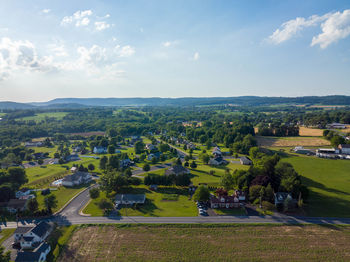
[[22, 236, 34, 242], [63, 171, 90, 182], [165, 165, 189, 175], [15, 226, 34, 235], [115, 194, 145, 203], [15, 242, 50, 262], [30, 221, 51, 238], [7, 199, 27, 209]]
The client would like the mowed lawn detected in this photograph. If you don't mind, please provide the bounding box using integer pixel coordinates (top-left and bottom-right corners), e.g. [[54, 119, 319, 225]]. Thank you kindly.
[[83, 186, 197, 217], [283, 155, 350, 217], [59, 225, 350, 262]]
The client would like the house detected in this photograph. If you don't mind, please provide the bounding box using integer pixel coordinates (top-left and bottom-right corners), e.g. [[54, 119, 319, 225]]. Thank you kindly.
[[209, 156, 227, 166], [187, 142, 196, 150], [7, 199, 28, 213], [274, 192, 297, 207], [62, 171, 92, 187], [338, 144, 350, 155], [146, 144, 157, 151], [115, 194, 146, 205], [16, 188, 32, 199], [149, 184, 158, 191], [15, 242, 51, 262], [326, 123, 346, 129], [72, 146, 81, 153], [316, 148, 339, 158], [49, 158, 59, 165], [240, 156, 252, 165], [25, 141, 43, 147], [65, 154, 80, 162], [14, 226, 35, 243], [212, 147, 222, 157], [18, 194, 35, 201], [293, 146, 314, 155], [164, 165, 190, 176], [93, 146, 107, 154], [120, 158, 133, 168], [210, 194, 240, 209], [235, 190, 246, 201], [31, 153, 46, 160], [147, 152, 161, 161], [18, 222, 52, 249], [70, 166, 78, 173]]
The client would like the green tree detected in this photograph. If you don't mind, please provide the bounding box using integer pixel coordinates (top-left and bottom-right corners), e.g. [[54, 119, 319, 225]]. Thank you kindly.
[[190, 161, 197, 169], [88, 163, 95, 171], [200, 153, 210, 164], [0, 246, 10, 262], [143, 163, 150, 172], [98, 198, 114, 211], [44, 194, 58, 213], [108, 145, 116, 154], [193, 185, 210, 202], [89, 188, 100, 199], [27, 198, 39, 214], [100, 156, 108, 170], [221, 173, 234, 190], [134, 141, 145, 154]]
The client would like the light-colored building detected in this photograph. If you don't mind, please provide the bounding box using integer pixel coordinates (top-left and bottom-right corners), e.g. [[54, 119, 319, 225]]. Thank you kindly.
[[62, 171, 92, 187]]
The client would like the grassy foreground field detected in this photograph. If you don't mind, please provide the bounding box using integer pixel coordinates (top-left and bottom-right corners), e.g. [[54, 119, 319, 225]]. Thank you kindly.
[[283, 155, 350, 217], [58, 224, 350, 262]]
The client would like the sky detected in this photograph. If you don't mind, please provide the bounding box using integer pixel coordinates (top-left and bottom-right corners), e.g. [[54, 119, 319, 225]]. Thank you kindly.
[[0, 0, 350, 102]]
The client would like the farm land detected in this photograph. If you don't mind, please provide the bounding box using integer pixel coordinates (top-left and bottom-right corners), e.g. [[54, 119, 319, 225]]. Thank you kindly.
[[58, 224, 350, 262]]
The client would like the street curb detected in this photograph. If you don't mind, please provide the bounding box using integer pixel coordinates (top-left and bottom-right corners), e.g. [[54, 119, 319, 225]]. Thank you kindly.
[[53, 184, 95, 215], [79, 199, 92, 217]]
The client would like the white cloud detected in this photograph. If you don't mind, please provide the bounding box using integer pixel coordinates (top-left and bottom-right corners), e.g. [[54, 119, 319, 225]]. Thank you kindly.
[[269, 14, 329, 44], [162, 41, 172, 47], [95, 21, 111, 31], [268, 9, 350, 48], [61, 10, 93, 27], [311, 10, 350, 49], [0, 37, 54, 80], [115, 45, 135, 57], [42, 9, 51, 14], [48, 43, 68, 57], [193, 52, 200, 61]]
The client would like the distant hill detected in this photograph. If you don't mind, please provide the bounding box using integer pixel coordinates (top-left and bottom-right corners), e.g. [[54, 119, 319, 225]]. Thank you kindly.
[[0, 101, 35, 109], [1, 95, 350, 109]]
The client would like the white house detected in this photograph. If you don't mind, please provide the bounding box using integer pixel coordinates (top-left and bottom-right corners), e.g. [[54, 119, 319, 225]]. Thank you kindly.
[[93, 146, 107, 154], [62, 171, 92, 187], [15, 242, 51, 262], [115, 194, 146, 205], [16, 188, 32, 199], [18, 222, 52, 249]]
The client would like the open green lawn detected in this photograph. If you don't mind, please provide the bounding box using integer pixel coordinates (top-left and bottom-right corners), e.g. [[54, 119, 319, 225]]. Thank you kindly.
[[59, 224, 350, 262], [0, 228, 15, 245], [214, 207, 246, 215], [28, 145, 58, 158], [283, 155, 350, 217], [25, 165, 68, 188], [36, 183, 93, 213], [18, 112, 68, 121], [83, 186, 197, 217]]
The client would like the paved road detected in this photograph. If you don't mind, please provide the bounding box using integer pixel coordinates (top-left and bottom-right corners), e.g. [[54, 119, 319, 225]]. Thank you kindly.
[[3, 183, 350, 230]]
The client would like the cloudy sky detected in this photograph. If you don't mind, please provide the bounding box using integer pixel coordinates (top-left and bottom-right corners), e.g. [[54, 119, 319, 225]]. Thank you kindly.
[[0, 0, 350, 102]]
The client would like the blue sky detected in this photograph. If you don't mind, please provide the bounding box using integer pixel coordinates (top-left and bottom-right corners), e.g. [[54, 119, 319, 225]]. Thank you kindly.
[[0, 0, 350, 102]]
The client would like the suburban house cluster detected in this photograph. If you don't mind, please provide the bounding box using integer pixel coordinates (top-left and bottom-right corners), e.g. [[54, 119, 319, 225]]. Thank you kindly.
[[0, 188, 35, 214], [14, 221, 53, 262], [210, 190, 246, 209]]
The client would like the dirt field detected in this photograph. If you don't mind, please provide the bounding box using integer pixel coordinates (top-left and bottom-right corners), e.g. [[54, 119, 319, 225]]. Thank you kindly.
[[59, 225, 350, 262], [256, 136, 330, 147], [299, 127, 324, 136]]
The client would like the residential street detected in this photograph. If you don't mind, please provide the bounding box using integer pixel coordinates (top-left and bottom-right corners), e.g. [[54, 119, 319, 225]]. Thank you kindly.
[[2, 186, 350, 230]]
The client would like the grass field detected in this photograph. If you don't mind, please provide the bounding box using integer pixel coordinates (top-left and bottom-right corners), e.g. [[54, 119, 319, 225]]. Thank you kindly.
[[59, 224, 350, 262], [18, 112, 67, 121], [25, 165, 68, 188], [83, 186, 197, 217], [257, 136, 330, 147], [283, 155, 350, 217], [0, 228, 15, 245]]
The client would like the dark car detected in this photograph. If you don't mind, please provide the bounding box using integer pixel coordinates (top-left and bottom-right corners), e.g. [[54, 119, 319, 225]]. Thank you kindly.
[[12, 242, 21, 249]]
